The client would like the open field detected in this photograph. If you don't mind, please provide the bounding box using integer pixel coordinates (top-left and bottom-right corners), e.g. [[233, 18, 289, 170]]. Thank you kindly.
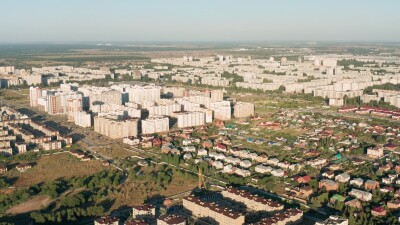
[[0, 89, 29, 104], [6, 153, 111, 188]]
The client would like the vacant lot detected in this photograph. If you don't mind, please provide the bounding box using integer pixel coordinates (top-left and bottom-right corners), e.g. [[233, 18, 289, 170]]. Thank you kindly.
[[111, 171, 197, 209], [7, 153, 110, 188]]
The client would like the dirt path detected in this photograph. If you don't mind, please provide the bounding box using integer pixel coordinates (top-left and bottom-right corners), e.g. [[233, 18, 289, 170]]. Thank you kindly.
[[6, 195, 52, 215]]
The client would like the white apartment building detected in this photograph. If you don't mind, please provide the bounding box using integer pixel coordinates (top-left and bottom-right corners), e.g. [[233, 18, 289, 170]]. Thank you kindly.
[[74, 111, 92, 128], [29, 86, 42, 107], [89, 89, 122, 107], [148, 103, 181, 117], [173, 111, 205, 128], [142, 116, 169, 134], [126, 85, 161, 102]]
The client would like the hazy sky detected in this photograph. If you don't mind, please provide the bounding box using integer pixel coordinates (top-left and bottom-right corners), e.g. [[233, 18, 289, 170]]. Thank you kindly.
[[1, 0, 399, 43]]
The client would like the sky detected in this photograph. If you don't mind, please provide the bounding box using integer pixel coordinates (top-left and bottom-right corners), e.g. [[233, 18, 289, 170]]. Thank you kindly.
[[0, 0, 399, 43]]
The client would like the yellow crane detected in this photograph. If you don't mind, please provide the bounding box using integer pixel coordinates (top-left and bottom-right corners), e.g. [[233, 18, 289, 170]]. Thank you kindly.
[[198, 167, 205, 189]]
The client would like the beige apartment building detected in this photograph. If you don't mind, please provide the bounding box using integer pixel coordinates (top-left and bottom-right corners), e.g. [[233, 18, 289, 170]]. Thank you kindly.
[[234, 102, 254, 118], [132, 203, 156, 219], [94, 216, 119, 225], [157, 215, 186, 225], [94, 117, 138, 139], [183, 195, 245, 225], [221, 187, 284, 212]]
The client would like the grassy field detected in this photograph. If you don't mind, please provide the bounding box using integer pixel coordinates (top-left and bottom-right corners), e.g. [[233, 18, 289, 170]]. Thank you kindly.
[[0, 89, 29, 104], [6, 153, 111, 188]]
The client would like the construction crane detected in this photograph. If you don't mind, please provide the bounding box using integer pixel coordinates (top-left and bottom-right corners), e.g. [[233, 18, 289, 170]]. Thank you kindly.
[[198, 167, 205, 189]]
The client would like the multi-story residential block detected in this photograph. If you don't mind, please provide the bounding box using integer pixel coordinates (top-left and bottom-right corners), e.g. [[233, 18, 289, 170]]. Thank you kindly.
[[126, 85, 161, 102], [89, 89, 122, 107], [132, 204, 156, 219], [94, 216, 119, 225], [251, 208, 303, 225], [234, 102, 254, 118], [125, 219, 148, 225], [74, 111, 92, 128], [148, 103, 181, 117], [221, 187, 283, 212], [172, 111, 205, 128], [210, 89, 224, 102], [142, 116, 169, 134], [315, 216, 348, 225], [183, 195, 244, 225], [67, 97, 83, 121], [29, 86, 42, 107], [157, 215, 186, 225], [94, 117, 138, 139]]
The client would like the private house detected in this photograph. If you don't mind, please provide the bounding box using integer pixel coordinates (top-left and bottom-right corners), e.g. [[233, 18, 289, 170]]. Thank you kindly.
[[349, 189, 372, 202], [367, 146, 384, 158], [295, 175, 311, 184], [371, 206, 387, 217], [0, 165, 7, 173], [365, 180, 380, 190], [335, 173, 351, 183], [214, 143, 227, 152], [345, 199, 362, 209], [16, 163, 31, 172], [350, 178, 364, 187], [387, 199, 400, 210], [319, 179, 338, 192]]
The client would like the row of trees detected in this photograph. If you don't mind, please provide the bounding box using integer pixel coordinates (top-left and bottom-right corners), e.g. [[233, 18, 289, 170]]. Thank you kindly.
[[160, 153, 181, 166], [30, 205, 105, 224]]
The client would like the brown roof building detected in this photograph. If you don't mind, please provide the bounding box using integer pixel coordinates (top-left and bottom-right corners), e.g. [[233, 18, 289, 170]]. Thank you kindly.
[[183, 195, 244, 225], [222, 187, 283, 212]]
